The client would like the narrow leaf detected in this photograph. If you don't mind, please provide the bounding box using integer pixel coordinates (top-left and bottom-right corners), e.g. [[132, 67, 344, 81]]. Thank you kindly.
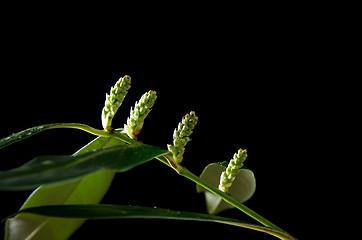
[[0, 144, 167, 190], [0, 123, 111, 150], [0, 124, 61, 149], [18, 204, 297, 240], [5, 137, 124, 240]]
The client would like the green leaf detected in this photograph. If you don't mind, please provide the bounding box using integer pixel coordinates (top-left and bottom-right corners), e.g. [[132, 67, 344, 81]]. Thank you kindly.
[[6, 171, 116, 240], [196, 163, 256, 215], [0, 123, 117, 150], [4, 136, 165, 240], [4, 137, 121, 240], [0, 124, 60, 149], [17, 204, 297, 240], [0, 141, 167, 191], [0, 123, 90, 149]]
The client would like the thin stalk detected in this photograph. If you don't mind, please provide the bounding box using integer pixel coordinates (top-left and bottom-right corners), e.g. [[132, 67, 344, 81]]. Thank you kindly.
[[0, 123, 116, 150], [50, 123, 112, 137], [181, 168, 282, 231], [111, 131, 139, 145], [50, 124, 138, 144], [110, 133, 296, 239], [155, 156, 282, 231]]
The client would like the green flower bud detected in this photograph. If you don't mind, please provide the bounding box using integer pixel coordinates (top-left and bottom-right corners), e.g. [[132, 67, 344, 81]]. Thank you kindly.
[[219, 149, 248, 193], [124, 90, 157, 139], [102, 75, 131, 130], [167, 111, 198, 164]]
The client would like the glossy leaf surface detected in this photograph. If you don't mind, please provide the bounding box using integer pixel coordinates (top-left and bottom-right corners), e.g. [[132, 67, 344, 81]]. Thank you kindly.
[[0, 124, 62, 149], [18, 204, 296, 240], [4, 137, 166, 240], [4, 136, 120, 240], [0, 123, 117, 150], [0, 142, 167, 190], [197, 163, 256, 215]]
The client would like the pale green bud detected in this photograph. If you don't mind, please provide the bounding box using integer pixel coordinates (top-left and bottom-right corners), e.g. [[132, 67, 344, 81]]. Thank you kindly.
[[102, 75, 131, 130], [218, 149, 248, 193], [124, 90, 157, 139], [167, 111, 198, 165]]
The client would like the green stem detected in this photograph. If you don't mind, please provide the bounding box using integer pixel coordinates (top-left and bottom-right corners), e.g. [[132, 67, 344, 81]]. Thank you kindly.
[[66, 125, 287, 234], [50, 124, 138, 145], [108, 132, 296, 239], [50, 123, 112, 137], [155, 156, 282, 231], [0, 121, 293, 238], [111, 131, 139, 145], [182, 168, 282, 230]]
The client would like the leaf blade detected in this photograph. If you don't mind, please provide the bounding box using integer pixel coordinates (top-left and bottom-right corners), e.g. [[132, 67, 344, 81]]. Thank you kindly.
[[0, 123, 112, 150], [18, 204, 296, 240], [0, 143, 167, 190], [0, 124, 60, 149], [4, 136, 165, 240], [5, 136, 123, 240]]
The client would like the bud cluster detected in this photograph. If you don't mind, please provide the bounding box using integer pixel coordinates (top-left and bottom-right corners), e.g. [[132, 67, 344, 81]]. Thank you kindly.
[[102, 75, 131, 130], [124, 90, 157, 139], [167, 111, 198, 164], [219, 149, 248, 193]]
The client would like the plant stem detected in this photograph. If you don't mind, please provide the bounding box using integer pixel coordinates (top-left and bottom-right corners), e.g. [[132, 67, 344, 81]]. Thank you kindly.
[[112, 131, 139, 145], [181, 168, 282, 231], [45, 123, 112, 137], [156, 156, 298, 240], [155, 156, 282, 231], [109, 133, 296, 239], [50, 124, 138, 145]]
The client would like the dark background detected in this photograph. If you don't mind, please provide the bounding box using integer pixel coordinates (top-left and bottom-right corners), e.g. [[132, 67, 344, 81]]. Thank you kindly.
[[0, 12, 348, 239]]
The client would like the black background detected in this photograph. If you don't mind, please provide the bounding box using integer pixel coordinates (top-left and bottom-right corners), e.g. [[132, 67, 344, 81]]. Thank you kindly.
[[0, 13, 347, 239]]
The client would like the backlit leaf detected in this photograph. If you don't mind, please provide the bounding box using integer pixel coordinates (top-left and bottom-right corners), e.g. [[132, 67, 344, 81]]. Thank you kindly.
[[0, 142, 167, 190], [4, 137, 166, 240], [17, 204, 296, 240], [197, 163, 256, 215]]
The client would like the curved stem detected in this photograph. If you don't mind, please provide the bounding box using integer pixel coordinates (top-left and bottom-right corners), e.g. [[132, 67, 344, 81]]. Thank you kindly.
[[0, 123, 116, 150], [111, 131, 139, 145], [155, 156, 282, 230], [1, 121, 295, 239], [108, 132, 296, 239], [156, 156, 297, 239], [50, 123, 112, 137], [181, 168, 282, 230], [49, 124, 138, 145]]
